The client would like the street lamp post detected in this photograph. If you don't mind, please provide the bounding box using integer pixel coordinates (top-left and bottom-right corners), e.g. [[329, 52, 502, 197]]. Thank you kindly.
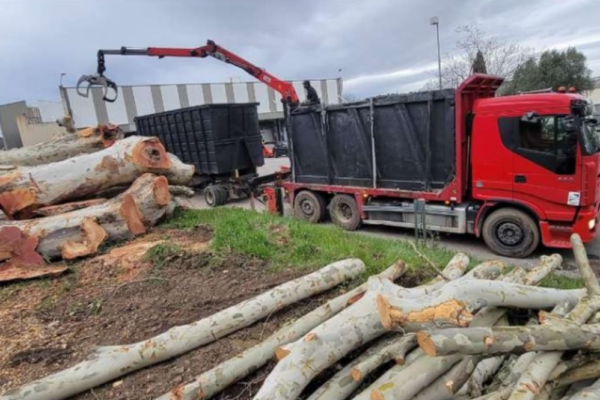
[[430, 17, 442, 90]]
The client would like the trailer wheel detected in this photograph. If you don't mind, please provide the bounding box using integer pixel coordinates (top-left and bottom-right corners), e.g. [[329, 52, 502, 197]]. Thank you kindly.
[[329, 194, 362, 231], [204, 185, 228, 207], [294, 191, 326, 223], [482, 208, 539, 258]]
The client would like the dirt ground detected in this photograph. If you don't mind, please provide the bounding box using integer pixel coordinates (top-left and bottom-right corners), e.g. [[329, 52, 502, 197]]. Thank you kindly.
[[0, 216, 587, 400], [0, 224, 406, 400]]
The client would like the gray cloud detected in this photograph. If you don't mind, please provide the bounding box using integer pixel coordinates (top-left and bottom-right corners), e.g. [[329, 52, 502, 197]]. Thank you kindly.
[[0, 0, 599, 105]]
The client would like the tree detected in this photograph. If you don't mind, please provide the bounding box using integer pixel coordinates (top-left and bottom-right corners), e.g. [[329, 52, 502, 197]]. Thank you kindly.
[[471, 50, 487, 74], [423, 24, 530, 90], [502, 47, 594, 95]]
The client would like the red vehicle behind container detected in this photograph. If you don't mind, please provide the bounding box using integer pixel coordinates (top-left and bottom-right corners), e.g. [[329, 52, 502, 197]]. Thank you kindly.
[[275, 74, 600, 258]]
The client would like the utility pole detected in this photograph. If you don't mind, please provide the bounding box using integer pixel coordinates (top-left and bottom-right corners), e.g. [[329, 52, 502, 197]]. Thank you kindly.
[[430, 17, 442, 90]]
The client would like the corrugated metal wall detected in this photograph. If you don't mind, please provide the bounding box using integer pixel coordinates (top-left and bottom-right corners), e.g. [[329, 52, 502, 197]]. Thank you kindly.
[[62, 79, 343, 129]]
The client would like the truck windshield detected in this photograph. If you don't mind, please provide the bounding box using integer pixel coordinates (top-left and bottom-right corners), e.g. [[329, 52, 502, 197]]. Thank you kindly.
[[581, 119, 600, 155]]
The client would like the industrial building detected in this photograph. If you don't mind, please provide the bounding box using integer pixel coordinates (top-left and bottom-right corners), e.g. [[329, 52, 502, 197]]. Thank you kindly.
[[61, 78, 343, 143], [0, 78, 343, 150]]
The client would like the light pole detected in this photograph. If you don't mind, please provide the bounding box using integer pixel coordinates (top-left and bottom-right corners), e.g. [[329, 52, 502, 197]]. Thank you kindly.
[[430, 17, 442, 90], [60, 72, 66, 87]]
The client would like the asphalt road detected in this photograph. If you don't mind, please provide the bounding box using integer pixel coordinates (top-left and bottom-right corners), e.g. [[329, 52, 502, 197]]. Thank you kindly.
[[184, 158, 599, 271]]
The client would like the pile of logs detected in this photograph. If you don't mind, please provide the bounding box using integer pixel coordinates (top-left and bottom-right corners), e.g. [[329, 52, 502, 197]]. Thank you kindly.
[[3, 234, 600, 400], [0, 124, 195, 282]]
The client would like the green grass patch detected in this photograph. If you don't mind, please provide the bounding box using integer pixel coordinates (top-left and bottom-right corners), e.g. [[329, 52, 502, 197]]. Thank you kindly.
[[143, 242, 183, 272], [164, 208, 462, 278], [539, 273, 584, 289]]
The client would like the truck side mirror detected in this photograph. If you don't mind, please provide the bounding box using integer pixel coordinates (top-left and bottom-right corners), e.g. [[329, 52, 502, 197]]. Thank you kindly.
[[521, 112, 540, 124]]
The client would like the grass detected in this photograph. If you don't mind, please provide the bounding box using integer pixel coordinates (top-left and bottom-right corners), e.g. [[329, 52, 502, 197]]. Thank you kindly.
[[143, 243, 183, 272], [163, 208, 586, 289], [539, 273, 584, 290], [164, 208, 467, 278]]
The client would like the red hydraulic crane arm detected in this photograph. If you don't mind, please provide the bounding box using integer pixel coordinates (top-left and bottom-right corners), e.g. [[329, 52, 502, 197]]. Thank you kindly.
[[77, 40, 300, 105]]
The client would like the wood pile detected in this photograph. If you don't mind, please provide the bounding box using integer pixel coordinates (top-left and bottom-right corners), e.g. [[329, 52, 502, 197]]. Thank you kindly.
[[2, 234, 599, 400], [0, 125, 195, 282]]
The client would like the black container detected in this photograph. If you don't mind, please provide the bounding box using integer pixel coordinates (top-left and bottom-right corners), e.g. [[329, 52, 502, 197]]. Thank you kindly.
[[288, 89, 456, 191], [135, 103, 264, 177]]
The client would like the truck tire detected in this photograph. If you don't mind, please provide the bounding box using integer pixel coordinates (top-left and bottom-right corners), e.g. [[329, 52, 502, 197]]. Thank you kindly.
[[204, 185, 228, 207], [482, 208, 540, 258], [216, 186, 229, 206], [294, 190, 326, 223], [329, 194, 362, 231]]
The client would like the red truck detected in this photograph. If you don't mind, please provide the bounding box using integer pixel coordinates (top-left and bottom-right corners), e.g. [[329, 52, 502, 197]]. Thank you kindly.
[[272, 74, 599, 258], [74, 44, 599, 258]]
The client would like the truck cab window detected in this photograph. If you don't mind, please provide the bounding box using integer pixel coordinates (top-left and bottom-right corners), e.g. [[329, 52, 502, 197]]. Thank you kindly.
[[518, 117, 555, 153], [499, 115, 576, 175]]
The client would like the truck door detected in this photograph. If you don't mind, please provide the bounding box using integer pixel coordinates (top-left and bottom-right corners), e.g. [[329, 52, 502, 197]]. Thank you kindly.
[[510, 115, 580, 221]]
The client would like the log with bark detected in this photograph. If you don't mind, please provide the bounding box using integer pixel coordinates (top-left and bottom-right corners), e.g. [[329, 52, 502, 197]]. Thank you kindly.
[[255, 258, 540, 400], [0, 226, 67, 282], [0, 123, 122, 167], [0, 136, 194, 218], [1, 259, 365, 400], [155, 261, 406, 400], [1, 173, 172, 260], [255, 253, 585, 400]]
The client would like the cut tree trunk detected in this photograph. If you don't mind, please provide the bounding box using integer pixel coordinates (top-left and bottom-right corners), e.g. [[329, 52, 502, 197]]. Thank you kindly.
[[0, 123, 122, 167], [1, 173, 172, 260], [305, 334, 410, 400], [456, 356, 507, 398], [370, 307, 507, 400], [505, 235, 600, 400], [0, 226, 67, 282], [417, 323, 600, 356], [411, 256, 562, 400], [568, 378, 600, 400], [553, 359, 600, 389], [274, 254, 471, 361], [298, 334, 419, 399], [350, 333, 417, 381], [1, 259, 366, 400], [351, 349, 425, 400], [379, 281, 583, 333], [0, 136, 194, 218], [255, 259, 584, 400], [255, 256, 539, 400], [154, 262, 406, 400], [31, 199, 107, 217]]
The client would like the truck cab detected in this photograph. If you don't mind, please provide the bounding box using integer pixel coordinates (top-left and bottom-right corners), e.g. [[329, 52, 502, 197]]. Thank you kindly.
[[471, 92, 600, 257]]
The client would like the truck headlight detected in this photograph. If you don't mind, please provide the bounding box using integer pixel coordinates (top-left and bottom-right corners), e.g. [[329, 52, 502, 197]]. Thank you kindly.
[[589, 218, 596, 230]]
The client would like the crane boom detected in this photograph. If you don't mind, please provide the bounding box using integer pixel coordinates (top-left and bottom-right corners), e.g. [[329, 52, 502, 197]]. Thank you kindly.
[[77, 40, 300, 105]]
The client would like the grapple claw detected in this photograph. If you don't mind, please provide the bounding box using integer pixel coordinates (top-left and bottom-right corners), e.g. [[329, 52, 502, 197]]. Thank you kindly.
[[76, 74, 118, 103]]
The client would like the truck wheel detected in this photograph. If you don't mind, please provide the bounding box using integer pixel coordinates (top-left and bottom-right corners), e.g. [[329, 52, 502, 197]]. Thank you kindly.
[[482, 208, 539, 258], [329, 194, 362, 231], [294, 191, 326, 223], [216, 186, 229, 206], [204, 185, 228, 207]]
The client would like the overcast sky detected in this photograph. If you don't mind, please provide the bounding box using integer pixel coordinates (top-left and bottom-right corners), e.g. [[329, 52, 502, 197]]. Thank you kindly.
[[1, 0, 599, 106]]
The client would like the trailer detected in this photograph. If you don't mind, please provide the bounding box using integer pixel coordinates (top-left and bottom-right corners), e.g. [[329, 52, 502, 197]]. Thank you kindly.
[[267, 74, 600, 258], [135, 103, 266, 206]]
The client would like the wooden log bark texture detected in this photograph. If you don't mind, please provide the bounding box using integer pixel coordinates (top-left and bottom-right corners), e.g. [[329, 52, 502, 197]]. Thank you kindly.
[[0, 123, 122, 167], [0, 136, 194, 218], [1, 173, 172, 260], [0, 226, 67, 282]]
